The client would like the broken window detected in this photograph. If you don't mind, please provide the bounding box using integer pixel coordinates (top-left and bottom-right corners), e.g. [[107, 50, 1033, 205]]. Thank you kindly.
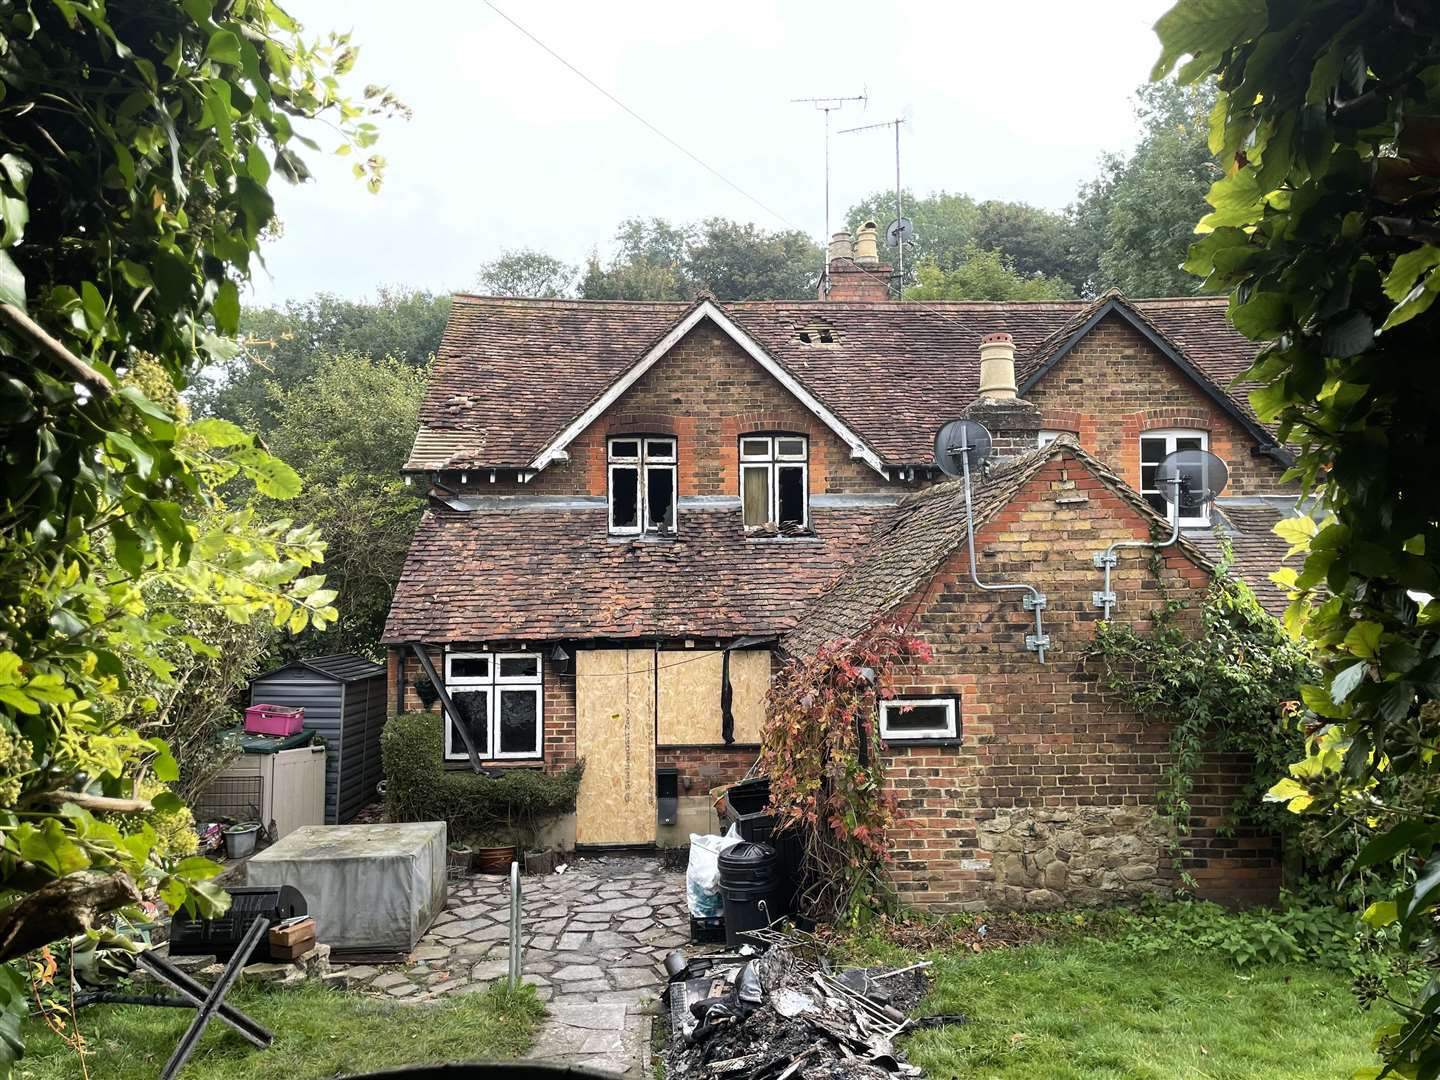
[[878, 696, 959, 742], [739, 434, 809, 530], [443, 651, 543, 761], [1139, 429, 1209, 526], [609, 436, 676, 536]]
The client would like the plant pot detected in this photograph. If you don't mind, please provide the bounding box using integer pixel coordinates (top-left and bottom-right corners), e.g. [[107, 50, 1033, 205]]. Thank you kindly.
[[447, 847, 474, 871], [524, 848, 558, 875], [473, 845, 517, 876], [224, 823, 261, 859]]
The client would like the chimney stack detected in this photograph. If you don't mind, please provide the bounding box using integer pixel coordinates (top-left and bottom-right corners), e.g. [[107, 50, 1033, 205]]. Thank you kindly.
[[978, 332, 1018, 399], [819, 221, 893, 302], [962, 329, 1042, 460]]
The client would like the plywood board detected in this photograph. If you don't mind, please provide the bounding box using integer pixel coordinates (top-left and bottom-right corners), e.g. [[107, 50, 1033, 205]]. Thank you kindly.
[[575, 649, 657, 845], [655, 650, 772, 746]]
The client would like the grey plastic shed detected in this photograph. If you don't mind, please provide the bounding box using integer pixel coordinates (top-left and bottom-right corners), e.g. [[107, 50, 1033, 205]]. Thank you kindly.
[[248, 654, 387, 824]]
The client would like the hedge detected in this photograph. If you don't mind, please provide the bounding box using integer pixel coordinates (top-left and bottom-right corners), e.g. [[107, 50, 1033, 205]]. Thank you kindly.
[[381, 711, 582, 847]]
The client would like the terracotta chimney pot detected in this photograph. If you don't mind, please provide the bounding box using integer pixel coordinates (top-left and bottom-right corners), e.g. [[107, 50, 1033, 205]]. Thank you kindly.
[[827, 231, 853, 263], [854, 221, 879, 265], [978, 331, 1018, 399]]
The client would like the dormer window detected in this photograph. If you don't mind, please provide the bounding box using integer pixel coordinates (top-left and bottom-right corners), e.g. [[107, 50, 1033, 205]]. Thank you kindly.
[[1140, 429, 1210, 526], [740, 434, 808, 529], [609, 436, 676, 535]]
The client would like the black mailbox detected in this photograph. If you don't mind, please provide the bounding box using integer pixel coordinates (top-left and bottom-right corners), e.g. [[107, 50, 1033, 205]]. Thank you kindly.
[[656, 766, 680, 825]]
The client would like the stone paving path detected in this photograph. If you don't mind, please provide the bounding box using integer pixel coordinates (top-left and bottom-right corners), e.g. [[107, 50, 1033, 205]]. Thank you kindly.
[[341, 854, 691, 1076]]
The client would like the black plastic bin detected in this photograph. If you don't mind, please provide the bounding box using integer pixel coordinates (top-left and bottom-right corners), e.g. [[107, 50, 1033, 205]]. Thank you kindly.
[[733, 810, 801, 916], [718, 840, 782, 949], [725, 776, 771, 815]]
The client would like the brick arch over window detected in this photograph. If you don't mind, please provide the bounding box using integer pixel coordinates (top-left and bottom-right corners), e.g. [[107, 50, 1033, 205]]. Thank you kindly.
[[723, 409, 834, 491]]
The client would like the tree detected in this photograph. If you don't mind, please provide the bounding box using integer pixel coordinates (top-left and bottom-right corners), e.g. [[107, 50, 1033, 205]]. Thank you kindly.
[[475, 248, 577, 298], [578, 216, 821, 301], [1153, 1, 1440, 1074], [1070, 80, 1220, 296], [905, 243, 1074, 302], [192, 288, 449, 428], [846, 193, 1082, 291], [264, 355, 427, 659], [0, 1, 387, 1069]]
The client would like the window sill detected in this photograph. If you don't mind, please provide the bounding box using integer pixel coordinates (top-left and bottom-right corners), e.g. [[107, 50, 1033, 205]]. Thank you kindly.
[[442, 759, 545, 771], [880, 738, 963, 748], [608, 532, 680, 544]]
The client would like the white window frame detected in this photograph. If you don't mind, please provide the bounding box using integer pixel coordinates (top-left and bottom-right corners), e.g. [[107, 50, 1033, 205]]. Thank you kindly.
[[443, 651, 544, 761], [1139, 428, 1211, 527], [1037, 430, 1065, 447], [608, 436, 676, 536], [878, 696, 959, 742], [739, 434, 809, 529]]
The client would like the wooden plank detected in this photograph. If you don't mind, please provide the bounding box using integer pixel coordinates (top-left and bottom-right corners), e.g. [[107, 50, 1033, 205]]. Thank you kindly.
[[575, 649, 656, 845], [655, 650, 771, 746]]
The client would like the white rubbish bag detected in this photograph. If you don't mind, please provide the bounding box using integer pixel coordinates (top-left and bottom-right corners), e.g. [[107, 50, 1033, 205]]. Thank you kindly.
[[686, 826, 742, 918]]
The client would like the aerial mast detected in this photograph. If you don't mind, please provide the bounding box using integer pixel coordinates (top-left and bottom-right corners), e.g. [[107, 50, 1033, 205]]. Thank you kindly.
[[839, 115, 911, 299], [791, 89, 867, 294]]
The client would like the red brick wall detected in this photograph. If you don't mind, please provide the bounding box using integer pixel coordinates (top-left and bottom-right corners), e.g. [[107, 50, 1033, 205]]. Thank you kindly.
[[453, 321, 900, 499], [873, 453, 1280, 911], [1025, 314, 1290, 495]]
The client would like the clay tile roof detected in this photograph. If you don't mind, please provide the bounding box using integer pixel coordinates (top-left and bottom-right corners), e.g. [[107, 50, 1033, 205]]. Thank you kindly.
[[1187, 501, 1303, 617], [380, 506, 887, 643], [781, 439, 1215, 657], [409, 294, 1272, 472]]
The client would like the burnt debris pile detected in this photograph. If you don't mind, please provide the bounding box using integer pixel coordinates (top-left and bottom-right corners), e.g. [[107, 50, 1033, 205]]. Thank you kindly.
[[662, 925, 960, 1080]]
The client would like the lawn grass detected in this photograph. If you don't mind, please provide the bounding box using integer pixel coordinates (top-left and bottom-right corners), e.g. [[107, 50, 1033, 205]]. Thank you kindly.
[[17, 981, 544, 1080], [892, 937, 1375, 1079]]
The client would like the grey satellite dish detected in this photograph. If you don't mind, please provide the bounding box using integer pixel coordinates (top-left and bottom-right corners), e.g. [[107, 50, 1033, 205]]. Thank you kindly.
[[934, 419, 992, 477], [1156, 448, 1229, 512], [886, 217, 913, 248]]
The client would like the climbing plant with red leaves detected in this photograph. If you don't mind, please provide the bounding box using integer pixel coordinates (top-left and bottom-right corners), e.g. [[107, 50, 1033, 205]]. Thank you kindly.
[[759, 625, 932, 925]]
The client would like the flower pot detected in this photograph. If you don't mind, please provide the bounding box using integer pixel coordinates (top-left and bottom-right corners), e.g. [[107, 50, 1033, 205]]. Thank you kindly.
[[524, 848, 558, 875], [224, 823, 261, 859], [473, 845, 517, 876], [447, 847, 474, 872]]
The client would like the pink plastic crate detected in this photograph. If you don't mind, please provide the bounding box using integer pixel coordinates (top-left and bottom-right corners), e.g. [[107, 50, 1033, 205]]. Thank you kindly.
[[244, 704, 305, 736]]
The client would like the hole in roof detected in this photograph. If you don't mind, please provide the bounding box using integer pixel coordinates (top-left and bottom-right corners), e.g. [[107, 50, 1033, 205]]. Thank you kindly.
[[793, 322, 842, 347]]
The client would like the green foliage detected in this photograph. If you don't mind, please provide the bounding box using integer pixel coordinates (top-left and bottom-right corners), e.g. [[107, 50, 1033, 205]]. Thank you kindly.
[[261, 354, 426, 659], [0, 2, 390, 1073], [1069, 80, 1220, 296], [1152, 1, 1440, 1072], [906, 243, 1075, 302], [760, 626, 932, 925], [1089, 564, 1316, 858], [18, 979, 544, 1080], [193, 288, 450, 428], [580, 216, 821, 301], [846, 193, 1084, 291], [381, 712, 581, 847], [476, 247, 577, 298]]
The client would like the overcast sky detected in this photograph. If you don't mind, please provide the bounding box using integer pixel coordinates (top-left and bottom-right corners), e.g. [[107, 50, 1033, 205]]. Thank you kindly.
[[250, 0, 1174, 306]]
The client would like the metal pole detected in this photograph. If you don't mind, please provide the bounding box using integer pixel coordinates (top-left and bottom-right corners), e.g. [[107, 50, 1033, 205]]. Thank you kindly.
[[894, 120, 904, 299], [957, 439, 1049, 662], [507, 860, 523, 990], [1093, 477, 1183, 619]]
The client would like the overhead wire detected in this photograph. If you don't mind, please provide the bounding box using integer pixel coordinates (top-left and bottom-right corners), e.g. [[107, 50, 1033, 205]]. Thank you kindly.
[[479, 0, 1084, 345]]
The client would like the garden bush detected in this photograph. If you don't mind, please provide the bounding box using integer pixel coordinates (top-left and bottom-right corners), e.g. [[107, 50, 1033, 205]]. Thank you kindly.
[[381, 711, 581, 847]]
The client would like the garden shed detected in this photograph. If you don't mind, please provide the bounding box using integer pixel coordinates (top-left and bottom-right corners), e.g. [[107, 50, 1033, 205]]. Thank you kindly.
[[248, 654, 386, 824]]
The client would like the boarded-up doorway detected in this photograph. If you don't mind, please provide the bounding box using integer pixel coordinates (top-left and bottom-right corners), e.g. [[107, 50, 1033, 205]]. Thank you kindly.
[[575, 649, 656, 845]]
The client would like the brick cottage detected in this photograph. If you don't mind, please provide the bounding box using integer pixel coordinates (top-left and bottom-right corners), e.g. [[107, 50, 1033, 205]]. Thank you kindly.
[[382, 224, 1301, 910]]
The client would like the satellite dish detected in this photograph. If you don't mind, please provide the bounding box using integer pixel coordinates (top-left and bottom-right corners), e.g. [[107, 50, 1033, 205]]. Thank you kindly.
[[886, 217, 913, 248], [1156, 449, 1229, 512], [934, 419, 992, 477]]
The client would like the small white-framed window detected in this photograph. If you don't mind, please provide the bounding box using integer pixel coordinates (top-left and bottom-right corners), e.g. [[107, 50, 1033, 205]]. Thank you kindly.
[[609, 436, 676, 535], [740, 434, 808, 529], [1037, 430, 1065, 447], [443, 651, 543, 761], [878, 696, 959, 742], [1139, 429, 1211, 526]]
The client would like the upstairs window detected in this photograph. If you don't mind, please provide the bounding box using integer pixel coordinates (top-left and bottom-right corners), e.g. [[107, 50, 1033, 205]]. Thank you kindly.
[[740, 434, 808, 529], [443, 651, 543, 761], [1037, 430, 1064, 447], [1140, 429, 1210, 526], [609, 436, 676, 535]]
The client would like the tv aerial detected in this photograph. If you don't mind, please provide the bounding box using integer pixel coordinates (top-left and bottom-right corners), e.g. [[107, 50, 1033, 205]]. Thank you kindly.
[[933, 420, 1050, 662], [1093, 448, 1228, 619], [839, 109, 912, 299]]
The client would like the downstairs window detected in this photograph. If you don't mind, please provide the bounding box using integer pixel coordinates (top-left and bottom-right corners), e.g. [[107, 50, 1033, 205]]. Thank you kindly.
[[443, 651, 543, 761], [878, 696, 959, 742]]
